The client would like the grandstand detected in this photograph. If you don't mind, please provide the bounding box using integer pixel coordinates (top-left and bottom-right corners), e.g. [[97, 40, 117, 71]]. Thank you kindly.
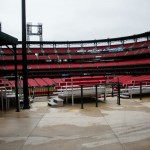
[[0, 31, 150, 107], [0, 31, 150, 78]]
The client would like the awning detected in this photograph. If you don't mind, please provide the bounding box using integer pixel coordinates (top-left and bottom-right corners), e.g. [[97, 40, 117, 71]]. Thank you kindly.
[[0, 31, 18, 46]]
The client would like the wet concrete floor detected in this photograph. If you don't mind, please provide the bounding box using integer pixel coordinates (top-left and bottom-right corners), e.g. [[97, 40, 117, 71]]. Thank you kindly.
[[0, 96, 150, 150]]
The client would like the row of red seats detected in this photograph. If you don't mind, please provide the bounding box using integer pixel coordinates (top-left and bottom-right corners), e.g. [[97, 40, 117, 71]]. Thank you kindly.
[[5, 75, 150, 93], [56, 75, 150, 90], [0, 48, 149, 62], [1, 57, 150, 70], [109, 75, 150, 87], [8, 78, 62, 88]]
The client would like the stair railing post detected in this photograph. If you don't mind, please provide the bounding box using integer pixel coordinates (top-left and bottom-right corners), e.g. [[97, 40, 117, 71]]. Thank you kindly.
[[81, 85, 84, 109], [48, 85, 50, 98], [117, 82, 121, 105], [140, 81, 142, 100], [111, 84, 114, 97], [95, 85, 98, 107]]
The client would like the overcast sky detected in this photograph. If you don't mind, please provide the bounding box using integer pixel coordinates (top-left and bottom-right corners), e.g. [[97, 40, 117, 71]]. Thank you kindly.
[[0, 0, 150, 41]]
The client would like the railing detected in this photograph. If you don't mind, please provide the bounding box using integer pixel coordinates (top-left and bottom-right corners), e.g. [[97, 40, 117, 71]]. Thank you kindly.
[[28, 86, 55, 98]]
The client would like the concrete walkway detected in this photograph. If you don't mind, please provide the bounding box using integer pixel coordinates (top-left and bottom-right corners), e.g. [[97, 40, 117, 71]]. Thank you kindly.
[[0, 97, 150, 150]]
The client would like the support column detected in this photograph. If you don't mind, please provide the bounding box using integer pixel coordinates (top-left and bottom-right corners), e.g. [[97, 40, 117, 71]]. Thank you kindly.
[[22, 0, 30, 109], [14, 45, 20, 112]]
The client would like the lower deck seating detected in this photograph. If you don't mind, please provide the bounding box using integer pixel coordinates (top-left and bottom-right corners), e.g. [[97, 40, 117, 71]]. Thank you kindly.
[[28, 79, 39, 87], [34, 78, 48, 86], [42, 78, 55, 86]]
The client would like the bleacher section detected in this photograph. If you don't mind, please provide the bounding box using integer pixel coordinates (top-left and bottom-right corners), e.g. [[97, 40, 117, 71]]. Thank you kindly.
[[2, 75, 149, 97], [0, 32, 150, 98], [1, 74, 150, 109], [0, 37, 150, 78]]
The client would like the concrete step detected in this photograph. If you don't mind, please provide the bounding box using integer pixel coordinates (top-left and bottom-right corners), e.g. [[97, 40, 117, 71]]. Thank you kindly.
[[120, 94, 130, 99], [121, 92, 130, 96], [97, 98, 106, 103], [48, 100, 58, 107]]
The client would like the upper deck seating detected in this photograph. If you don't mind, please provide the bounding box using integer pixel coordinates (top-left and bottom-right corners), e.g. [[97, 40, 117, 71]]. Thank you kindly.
[[17, 65, 23, 70], [59, 64, 70, 69], [30, 48, 42, 54], [123, 43, 134, 49], [58, 55, 70, 59], [70, 63, 81, 68], [0, 55, 14, 61], [27, 55, 37, 60], [38, 64, 50, 69], [133, 41, 146, 48], [69, 48, 80, 53], [5, 65, 14, 70], [0, 49, 4, 54], [16, 48, 22, 54], [82, 54, 94, 59], [28, 64, 39, 69], [38, 55, 49, 60], [43, 48, 55, 54], [81, 63, 93, 68], [17, 55, 22, 60], [16, 48, 32, 54], [1, 48, 13, 54], [0, 66, 4, 70], [49, 64, 59, 69], [49, 54, 58, 59], [143, 40, 150, 47], [138, 48, 150, 54], [70, 55, 82, 59], [56, 48, 68, 54]]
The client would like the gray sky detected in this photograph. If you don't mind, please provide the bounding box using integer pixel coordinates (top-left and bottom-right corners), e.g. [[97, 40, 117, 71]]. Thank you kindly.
[[0, 0, 150, 41]]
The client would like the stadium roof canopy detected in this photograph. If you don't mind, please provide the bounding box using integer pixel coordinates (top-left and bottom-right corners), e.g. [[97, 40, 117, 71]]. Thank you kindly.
[[0, 31, 18, 46], [18, 31, 150, 45]]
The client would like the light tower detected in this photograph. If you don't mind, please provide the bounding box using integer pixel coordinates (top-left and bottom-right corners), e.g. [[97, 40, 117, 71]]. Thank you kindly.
[[27, 23, 43, 48]]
